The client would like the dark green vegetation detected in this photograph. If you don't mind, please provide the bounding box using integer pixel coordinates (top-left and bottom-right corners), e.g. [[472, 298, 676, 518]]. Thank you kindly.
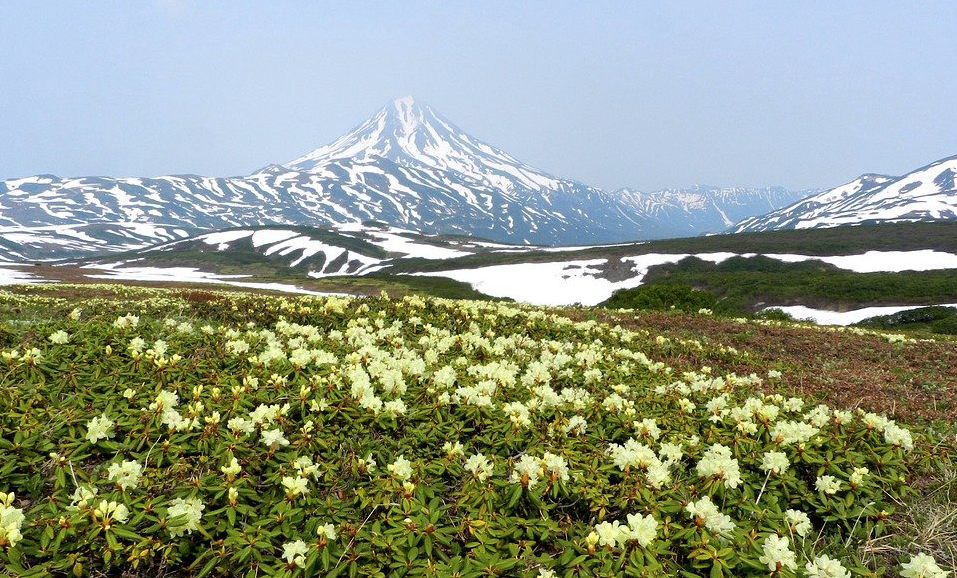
[[635, 255, 957, 314], [600, 284, 716, 313], [856, 306, 957, 336]]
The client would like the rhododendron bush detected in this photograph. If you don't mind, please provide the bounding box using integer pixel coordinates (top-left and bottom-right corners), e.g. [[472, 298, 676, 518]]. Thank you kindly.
[[0, 286, 950, 577]]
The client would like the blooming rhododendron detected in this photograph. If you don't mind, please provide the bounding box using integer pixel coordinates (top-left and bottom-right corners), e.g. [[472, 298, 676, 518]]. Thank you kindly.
[[685, 496, 734, 535], [282, 540, 308, 568], [107, 460, 143, 491], [805, 555, 851, 578], [900, 553, 948, 578], [86, 414, 115, 444], [388, 456, 413, 480], [759, 535, 797, 571], [167, 497, 205, 537]]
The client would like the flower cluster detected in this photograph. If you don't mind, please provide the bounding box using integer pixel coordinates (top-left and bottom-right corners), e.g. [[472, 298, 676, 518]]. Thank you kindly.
[[587, 513, 657, 549], [0, 493, 25, 549]]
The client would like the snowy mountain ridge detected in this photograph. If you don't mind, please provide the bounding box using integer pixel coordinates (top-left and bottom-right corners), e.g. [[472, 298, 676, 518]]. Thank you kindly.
[[730, 155, 957, 233], [0, 96, 812, 260]]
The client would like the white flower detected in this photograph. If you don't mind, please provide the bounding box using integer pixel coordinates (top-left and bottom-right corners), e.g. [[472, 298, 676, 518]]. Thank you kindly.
[[464, 453, 494, 481], [113, 314, 140, 329], [250, 403, 285, 425], [294, 456, 320, 479], [221, 457, 241, 479], [282, 476, 309, 497], [883, 423, 914, 451], [594, 520, 626, 548], [759, 535, 797, 571], [564, 415, 587, 436], [696, 444, 742, 488], [318, 522, 336, 541], [833, 409, 854, 424], [358, 454, 377, 474], [69, 485, 98, 509], [805, 554, 851, 578], [760, 451, 789, 475], [637, 459, 667, 491], [685, 495, 734, 535], [387, 455, 413, 481], [770, 420, 820, 445], [510, 454, 542, 488], [900, 553, 948, 578], [626, 513, 657, 547], [383, 398, 407, 415], [634, 418, 660, 440], [226, 340, 250, 355], [227, 417, 255, 435], [86, 414, 115, 444], [282, 539, 309, 568], [502, 401, 531, 428], [261, 428, 289, 449], [167, 497, 205, 537], [151, 340, 168, 357], [150, 390, 179, 412], [816, 475, 842, 495], [93, 500, 129, 524], [0, 493, 25, 548], [49, 330, 70, 344], [541, 452, 570, 483], [607, 439, 657, 471], [849, 466, 869, 487], [442, 441, 465, 456], [128, 337, 146, 354], [658, 442, 683, 464], [107, 460, 143, 491], [784, 509, 811, 537]]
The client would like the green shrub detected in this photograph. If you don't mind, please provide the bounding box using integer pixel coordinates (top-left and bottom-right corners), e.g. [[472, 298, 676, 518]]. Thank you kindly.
[[754, 308, 796, 322], [601, 284, 716, 313]]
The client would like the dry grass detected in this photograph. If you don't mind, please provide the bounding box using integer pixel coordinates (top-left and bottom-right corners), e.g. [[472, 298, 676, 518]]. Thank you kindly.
[[591, 310, 957, 424]]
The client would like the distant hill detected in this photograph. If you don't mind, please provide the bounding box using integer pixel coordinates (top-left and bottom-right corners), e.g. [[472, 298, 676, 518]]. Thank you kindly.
[[730, 154, 957, 232]]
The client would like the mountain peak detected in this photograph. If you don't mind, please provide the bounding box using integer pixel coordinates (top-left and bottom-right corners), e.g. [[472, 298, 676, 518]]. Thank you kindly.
[[381, 95, 431, 136], [282, 98, 567, 192]]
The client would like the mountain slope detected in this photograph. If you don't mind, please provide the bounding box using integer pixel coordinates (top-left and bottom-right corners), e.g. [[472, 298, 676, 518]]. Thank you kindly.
[[0, 97, 810, 259], [730, 155, 957, 233], [614, 185, 807, 237]]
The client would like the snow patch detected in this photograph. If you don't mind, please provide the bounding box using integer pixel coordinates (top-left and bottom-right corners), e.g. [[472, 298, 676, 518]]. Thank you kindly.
[[766, 304, 957, 326]]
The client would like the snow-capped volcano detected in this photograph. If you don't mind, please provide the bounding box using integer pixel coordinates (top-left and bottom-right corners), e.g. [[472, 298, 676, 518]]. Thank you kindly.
[[0, 96, 810, 260], [287, 96, 562, 193], [730, 155, 957, 233]]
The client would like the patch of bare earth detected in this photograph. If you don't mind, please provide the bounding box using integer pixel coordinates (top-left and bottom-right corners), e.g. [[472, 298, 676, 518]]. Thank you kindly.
[[595, 311, 957, 424]]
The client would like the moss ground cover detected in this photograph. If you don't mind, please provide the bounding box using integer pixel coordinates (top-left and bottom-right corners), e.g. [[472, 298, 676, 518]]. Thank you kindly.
[[0, 285, 954, 577]]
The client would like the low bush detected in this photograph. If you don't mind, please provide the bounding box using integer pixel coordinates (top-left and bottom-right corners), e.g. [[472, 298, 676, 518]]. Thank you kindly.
[[601, 284, 717, 313]]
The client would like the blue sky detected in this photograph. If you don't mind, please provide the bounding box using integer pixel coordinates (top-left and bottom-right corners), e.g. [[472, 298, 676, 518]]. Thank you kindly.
[[2, 1, 955, 191]]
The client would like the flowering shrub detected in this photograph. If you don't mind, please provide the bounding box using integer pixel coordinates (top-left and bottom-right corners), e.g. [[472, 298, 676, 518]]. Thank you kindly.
[[0, 286, 951, 576]]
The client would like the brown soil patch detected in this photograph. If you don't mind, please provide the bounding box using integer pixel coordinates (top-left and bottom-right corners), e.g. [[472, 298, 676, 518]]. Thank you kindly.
[[595, 311, 957, 424]]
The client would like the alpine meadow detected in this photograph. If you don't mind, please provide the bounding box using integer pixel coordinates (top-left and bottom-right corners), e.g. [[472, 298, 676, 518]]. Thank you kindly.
[[2, 3, 957, 578]]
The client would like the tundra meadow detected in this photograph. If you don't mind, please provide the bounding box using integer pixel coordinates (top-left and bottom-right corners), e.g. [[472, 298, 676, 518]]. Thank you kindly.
[[0, 285, 953, 577]]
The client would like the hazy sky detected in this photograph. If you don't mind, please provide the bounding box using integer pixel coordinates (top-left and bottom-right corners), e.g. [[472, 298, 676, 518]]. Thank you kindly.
[[2, 1, 955, 191]]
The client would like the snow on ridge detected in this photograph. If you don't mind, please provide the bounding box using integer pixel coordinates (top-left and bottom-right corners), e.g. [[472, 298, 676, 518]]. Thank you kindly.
[[767, 304, 957, 326], [731, 155, 957, 233], [85, 265, 345, 296], [420, 249, 957, 307], [200, 230, 254, 249]]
